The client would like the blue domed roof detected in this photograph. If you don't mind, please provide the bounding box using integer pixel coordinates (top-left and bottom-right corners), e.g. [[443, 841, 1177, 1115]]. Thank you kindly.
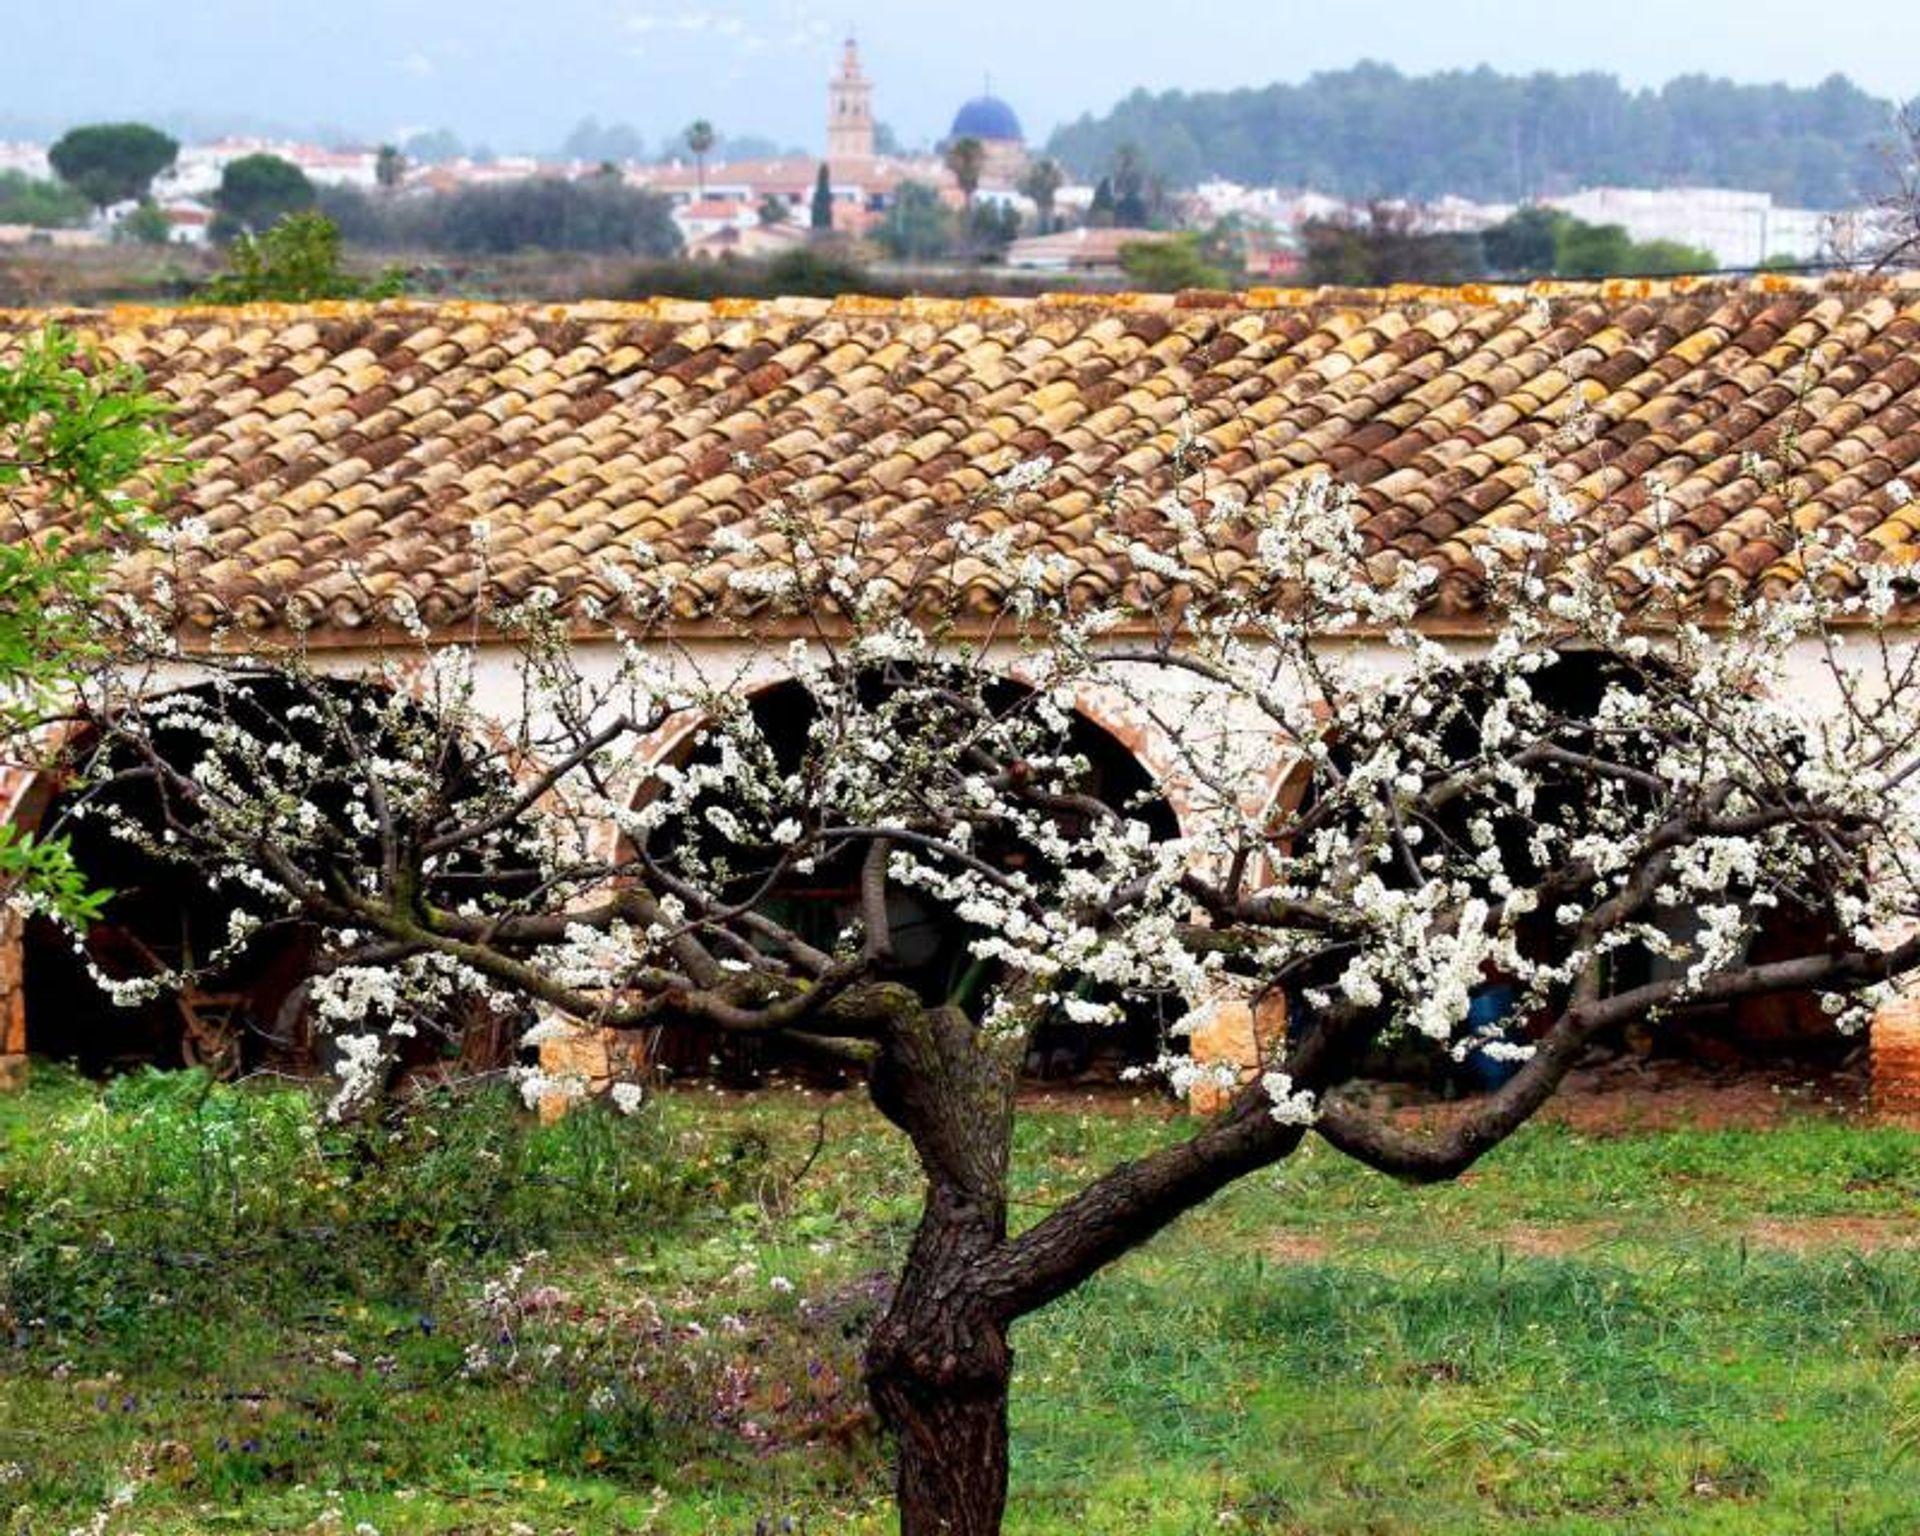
[[949, 95, 1024, 144]]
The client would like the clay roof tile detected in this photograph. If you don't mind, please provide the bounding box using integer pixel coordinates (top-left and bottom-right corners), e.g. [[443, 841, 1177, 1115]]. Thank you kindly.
[[17, 279, 1920, 637]]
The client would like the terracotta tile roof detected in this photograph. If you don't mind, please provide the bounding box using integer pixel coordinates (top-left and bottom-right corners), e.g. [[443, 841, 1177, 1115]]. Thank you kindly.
[[1006, 227, 1170, 269], [11, 276, 1920, 642]]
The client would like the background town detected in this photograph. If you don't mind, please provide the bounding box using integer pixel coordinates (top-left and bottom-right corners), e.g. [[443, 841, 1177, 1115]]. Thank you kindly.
[[3, 38, 1914, 308]]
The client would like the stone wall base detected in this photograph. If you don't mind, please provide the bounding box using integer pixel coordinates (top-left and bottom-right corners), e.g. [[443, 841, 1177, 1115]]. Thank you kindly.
[[0, 1054, 25, 1092], [1871, 995, 1920, 1120], [1185, 992, 1286, 1115], [534, 1026, 648, 1123]]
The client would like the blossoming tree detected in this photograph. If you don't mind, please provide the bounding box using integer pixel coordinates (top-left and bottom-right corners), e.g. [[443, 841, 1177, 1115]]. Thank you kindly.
[[60, 457, 1920, 1535]]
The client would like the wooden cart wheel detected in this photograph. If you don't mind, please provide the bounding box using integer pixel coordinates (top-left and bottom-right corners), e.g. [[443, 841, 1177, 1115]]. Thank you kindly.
[[177, 988, 247, 1080]]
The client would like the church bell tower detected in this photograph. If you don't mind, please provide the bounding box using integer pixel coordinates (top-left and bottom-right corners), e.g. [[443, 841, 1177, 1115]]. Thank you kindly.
[[826, 35, 875, 163]]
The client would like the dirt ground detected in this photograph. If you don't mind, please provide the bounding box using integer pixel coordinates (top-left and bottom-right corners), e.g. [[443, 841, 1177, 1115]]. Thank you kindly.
[[1530, 1050, 1875, 1133], [1264, 1214, 1920, 1260], [1010, 1047, 1882, 1132]]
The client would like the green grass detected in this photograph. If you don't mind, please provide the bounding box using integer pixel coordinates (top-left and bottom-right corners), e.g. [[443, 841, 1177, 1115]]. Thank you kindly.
[[2, 1067, 1918, 1533]]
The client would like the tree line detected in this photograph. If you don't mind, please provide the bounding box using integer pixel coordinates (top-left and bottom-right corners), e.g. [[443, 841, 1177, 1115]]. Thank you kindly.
[[1089, 206, 1724, 297], [1047, 62, 1901, 208], [22, 123, 683, 259], [0, 170, 91, 229], [1295, 204, 1722, 288], [317, 177, 680, 258]]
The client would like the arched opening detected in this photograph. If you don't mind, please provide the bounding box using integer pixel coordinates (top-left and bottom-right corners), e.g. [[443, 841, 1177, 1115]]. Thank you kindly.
[[637, 669, 1183, 1085], [21, 674, 538, 1080], [1276, 648, 1847, 1090]]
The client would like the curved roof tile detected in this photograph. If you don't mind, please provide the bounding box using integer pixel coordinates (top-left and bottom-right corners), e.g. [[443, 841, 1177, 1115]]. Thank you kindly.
[[8, 278, 1920, 642]]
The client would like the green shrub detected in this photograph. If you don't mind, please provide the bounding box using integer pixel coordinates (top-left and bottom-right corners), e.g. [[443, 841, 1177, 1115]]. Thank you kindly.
[[201, 212, 404, 303]]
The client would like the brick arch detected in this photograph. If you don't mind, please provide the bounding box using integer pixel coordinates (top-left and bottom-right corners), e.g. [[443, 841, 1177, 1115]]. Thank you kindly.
[[573, 701, 735, 872], [584, 663, 1200, 894], [367, 649, 551, 799], [1029, 670, 1346, 874], [0, 757, 69, 1061], [0, 669, 542, 1071], [592, 662, 1195, 1083], [1001, 671, 1204, 841], [0, 710, 105, 1062]]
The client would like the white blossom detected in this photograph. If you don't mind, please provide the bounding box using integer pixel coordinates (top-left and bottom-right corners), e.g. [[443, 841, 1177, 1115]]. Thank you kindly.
[[1260, 1072, 1319, 1127]]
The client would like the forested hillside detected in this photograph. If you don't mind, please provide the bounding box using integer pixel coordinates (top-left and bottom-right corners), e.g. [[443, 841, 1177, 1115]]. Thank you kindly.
[[1047, 62, 1899, 207]]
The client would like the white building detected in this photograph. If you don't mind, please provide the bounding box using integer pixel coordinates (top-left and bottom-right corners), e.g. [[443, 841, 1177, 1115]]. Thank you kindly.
[[0, 142, 52, 180], [1414, 194, 1517, 235], [157, 139, 381, 200], [6, 277, 1920, 1108], [671, 197, 757, 241], [1546, 186, 1841, 270], [159, 198, 214, 246]]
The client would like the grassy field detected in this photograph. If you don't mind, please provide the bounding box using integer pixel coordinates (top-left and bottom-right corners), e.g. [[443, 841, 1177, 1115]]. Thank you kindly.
[[1, 1066, 1918, 1534]]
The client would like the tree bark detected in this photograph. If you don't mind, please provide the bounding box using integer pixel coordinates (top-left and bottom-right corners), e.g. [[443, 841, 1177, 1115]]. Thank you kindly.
[[866, 1189, 1013, 1536], [864, 1000, 1020, 1535], [869, 1355, 1010, 1536]]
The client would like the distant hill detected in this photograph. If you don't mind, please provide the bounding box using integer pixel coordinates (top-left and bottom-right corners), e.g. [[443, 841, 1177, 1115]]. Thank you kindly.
[[1045, 62, 1902, 209]]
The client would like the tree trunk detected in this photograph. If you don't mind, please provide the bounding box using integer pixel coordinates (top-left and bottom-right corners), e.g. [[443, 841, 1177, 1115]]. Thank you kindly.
[[867, 1306, 1011, 1536], [866, 1182, 1013, 1536], [864, 999, 1021, 1536]]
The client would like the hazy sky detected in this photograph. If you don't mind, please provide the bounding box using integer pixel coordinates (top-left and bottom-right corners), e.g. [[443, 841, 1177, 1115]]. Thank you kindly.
[[8, 0, 1918, 155]]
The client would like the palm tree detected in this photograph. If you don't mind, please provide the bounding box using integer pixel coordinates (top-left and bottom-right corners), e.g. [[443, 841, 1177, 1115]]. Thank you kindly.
[[943, 135, 986, 209], [1021, 157, 1063, 234], [685, 119, 716, 201], [944, 136, 988, 263]]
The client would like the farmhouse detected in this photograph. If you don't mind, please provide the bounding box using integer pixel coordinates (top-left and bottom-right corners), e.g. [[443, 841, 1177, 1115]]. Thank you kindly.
[[7, 276, 1920, 1104]]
